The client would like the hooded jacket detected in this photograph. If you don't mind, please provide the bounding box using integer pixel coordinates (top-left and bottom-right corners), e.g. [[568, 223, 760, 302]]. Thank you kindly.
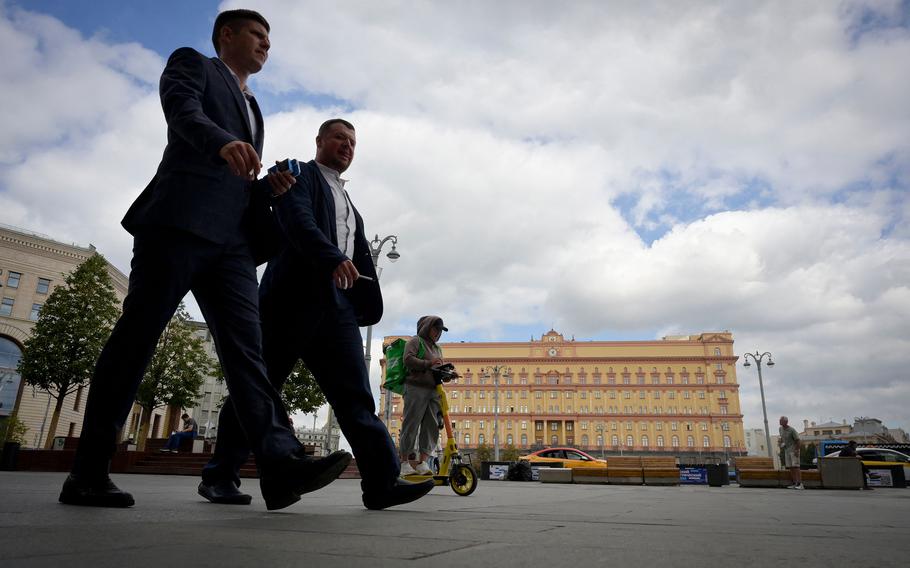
[[403, 315, 445, 389]]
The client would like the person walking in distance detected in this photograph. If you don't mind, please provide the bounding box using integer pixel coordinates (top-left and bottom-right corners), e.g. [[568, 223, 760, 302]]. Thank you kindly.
[[778, 416, 803, 489]]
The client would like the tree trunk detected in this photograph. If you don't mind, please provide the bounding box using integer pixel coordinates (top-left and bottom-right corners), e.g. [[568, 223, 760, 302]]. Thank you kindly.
[[136, 408, 153, 452], [165, 404, 181, 435], [43, 395, 66, 449]]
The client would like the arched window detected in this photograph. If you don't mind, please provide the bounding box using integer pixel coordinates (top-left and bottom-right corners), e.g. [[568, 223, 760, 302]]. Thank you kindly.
[[626, 435, 634, 447], [641, 435, 649, 448], [551, 435, 558, 445], [703, 436, 710, 447], [478, 434, 485, 445], [506, 434, 513, 445], [671, 435, 679, 447], [596, 435, 603, 446], [723, 435, 731, 448], [521, 433, 528, 446], [657, 435, 665, 447], [611, 434, 619, 446], [464, 433, 471, 445], [687, 435, 695, 447], [581, 434, 589, 446], [0, 336, 24, 416]]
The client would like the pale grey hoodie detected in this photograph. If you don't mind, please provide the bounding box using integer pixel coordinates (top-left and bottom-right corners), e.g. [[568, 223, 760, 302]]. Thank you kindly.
[[403, 315, 445, 389]]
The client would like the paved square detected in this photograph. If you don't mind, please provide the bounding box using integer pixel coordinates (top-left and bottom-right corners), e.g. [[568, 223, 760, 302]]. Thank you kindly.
[[1, 472, 906, 567]]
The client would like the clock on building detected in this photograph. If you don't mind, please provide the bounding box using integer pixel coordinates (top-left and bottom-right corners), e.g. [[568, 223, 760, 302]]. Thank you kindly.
[[548, 347, 558, 357]]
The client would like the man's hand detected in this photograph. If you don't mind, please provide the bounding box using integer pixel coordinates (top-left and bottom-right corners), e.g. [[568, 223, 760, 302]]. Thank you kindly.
[[332, 259, 360, 290], [266, 164, 296, 197], [219, 140, 262, 179]]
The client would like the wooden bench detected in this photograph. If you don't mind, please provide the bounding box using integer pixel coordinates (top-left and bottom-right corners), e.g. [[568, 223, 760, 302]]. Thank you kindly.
[[572, 467, 609, 484], [606, 457, 643, 485], [641, 457, 679, 486], [735, 457, 780, 487]]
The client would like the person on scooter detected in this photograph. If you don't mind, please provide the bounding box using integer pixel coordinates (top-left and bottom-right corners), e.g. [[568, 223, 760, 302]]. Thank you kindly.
[[399, 315, 450, 476]]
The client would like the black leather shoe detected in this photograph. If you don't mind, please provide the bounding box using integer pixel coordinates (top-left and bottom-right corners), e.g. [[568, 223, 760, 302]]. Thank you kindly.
[[259, 450, 353, 511], [362, 478, 435, 510], [198, 480, 252, 505], [59, 474, 135, 508]]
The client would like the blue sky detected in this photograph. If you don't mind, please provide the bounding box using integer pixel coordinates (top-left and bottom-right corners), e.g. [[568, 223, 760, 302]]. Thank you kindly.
[[2, 1, 908, 433]]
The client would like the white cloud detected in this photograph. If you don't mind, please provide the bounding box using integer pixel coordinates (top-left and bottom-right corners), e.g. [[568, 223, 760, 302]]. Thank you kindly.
[[2, 1, 909, 443]]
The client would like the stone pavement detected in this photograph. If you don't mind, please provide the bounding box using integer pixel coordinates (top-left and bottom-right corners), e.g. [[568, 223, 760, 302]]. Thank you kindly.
[[1, 471, 907, 567]]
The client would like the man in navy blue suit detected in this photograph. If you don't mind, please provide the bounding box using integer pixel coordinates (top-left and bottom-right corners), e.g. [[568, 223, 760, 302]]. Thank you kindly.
[[61, 9, 351, 511], [202, 119, 434, 510]]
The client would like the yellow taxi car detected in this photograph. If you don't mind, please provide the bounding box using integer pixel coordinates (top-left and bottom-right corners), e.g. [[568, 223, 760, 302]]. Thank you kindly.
[[825, 447, 910, 480], [519, 447, 607, 468]]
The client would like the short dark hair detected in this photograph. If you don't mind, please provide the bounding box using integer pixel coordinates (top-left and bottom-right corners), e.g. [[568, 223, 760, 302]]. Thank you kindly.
[[212, 9, 270, 55], [318, 119, 355, 137], [181, 413, 190, 419]]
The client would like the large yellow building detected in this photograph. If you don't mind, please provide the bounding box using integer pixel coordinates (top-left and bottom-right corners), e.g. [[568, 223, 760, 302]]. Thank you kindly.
[[381, 330, 746, 459]]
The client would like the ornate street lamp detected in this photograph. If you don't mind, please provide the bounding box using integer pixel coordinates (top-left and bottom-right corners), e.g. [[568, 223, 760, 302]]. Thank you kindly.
[[360, 234, 400, 428], [742, 351, 775, 458]]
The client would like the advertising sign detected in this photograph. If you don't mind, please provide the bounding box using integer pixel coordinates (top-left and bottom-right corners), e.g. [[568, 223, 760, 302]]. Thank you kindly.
[[679, 467, 708, 484]]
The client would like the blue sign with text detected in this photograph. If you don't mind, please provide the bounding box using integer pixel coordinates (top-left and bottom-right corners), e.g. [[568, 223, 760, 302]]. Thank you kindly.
[[679, 467, 708, 484]]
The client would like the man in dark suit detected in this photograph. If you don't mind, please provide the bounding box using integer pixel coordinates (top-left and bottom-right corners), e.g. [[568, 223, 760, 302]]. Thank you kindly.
[[202, 119, 434, 510], [61, 9, 351, 511]]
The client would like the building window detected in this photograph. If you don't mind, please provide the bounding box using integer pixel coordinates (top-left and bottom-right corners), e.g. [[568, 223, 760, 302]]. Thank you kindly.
[[638, 391, 645, 399], [657, 435, 665, 447], [0, 297, 13, 316], [687, 436, 695, 447], [479, 420, 485, 429], [608, 391, 614, 399], [611, 434, 619, 446], [671, 422, 678, 431], [73, 385, 84, 411], [723, 435, 731, 448], [29, 303, 42, 321], [720, 406, 728, 415], [464, 434, 471, 445], [521, 421, 527, 430], [521, 434, 528, 446], [506, 434, 513, 445], [703, 436, 710, 447], [463, 420, 471, 428], [641, 435, 649, 447], [478, 434, 485, 444], [535, 391, 542, 399], [536, 422, 543, 431], [656, 422, 663, 431], [666, 376, 674, 385], [550, 422, 558, 431], [626, 435, 634, 447], [672, 435, 680, 447], [581, 434, 589, 446], [479, 391, 485, 399], [36, 278, 51, 294], [716, 376, 725, 384], [6, 272, 21, 289]]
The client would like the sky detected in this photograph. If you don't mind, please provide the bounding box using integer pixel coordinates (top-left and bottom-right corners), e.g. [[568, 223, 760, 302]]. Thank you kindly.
[[1, 0, 908, 443]]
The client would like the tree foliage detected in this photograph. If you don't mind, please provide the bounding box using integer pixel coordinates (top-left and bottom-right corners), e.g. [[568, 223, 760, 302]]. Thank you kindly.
[[0, 413, 29, 445], [501, 444, 522, 462], [281, 360, 326, 415], [135, 303, 213, 449], [473, 442, 493, 464], [17, 254, 119, 448]]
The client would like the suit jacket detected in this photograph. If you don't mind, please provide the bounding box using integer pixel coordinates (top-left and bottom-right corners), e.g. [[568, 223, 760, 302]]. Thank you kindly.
[[259, 160, 383, 327], [122, 47, 274, 262]]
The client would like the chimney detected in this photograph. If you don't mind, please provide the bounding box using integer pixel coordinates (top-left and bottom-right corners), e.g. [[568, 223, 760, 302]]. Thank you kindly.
[[803, 419, 809, 431]]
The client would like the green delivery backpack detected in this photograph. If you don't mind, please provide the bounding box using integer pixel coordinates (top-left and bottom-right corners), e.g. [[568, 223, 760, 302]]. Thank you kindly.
[[382, 337, 426, 395]]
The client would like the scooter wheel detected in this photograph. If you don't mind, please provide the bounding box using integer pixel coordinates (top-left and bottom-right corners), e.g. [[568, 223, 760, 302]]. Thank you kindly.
[[450, 464, 478, 496]]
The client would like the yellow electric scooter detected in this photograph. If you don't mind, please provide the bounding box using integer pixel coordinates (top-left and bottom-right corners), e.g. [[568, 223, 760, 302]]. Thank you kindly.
[[401, 364, 478, 496]]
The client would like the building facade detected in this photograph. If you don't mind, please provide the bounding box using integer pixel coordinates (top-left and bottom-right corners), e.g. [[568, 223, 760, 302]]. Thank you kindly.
[[0, 224, 131, 448], [381, 330, 747, 460]]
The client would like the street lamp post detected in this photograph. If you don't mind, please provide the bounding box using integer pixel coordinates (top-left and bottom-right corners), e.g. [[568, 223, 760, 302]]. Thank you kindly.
[[359, 234, 400, 428], [482, 365, 511, 461], [742, 351, 775, 459]]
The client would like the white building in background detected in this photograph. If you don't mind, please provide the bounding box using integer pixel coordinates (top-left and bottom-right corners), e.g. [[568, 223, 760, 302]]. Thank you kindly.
[[294, 417, 341, 456], [744, 428, 770, 457]]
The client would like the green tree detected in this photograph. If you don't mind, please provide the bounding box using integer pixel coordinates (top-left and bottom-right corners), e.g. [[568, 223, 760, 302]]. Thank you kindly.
[[501, 444, 522, 462], [17, 254, 119, 448], [473, 442, 493, 464], [800, 442, 817, 466], [0, 412, 29, 445], [281, 360, 327, 415], [135, 303, 212, 450]]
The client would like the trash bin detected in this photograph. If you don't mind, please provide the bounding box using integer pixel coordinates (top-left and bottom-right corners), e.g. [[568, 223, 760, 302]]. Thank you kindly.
[[1, 442, 21, 471], [706, 463, 729, 487]]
